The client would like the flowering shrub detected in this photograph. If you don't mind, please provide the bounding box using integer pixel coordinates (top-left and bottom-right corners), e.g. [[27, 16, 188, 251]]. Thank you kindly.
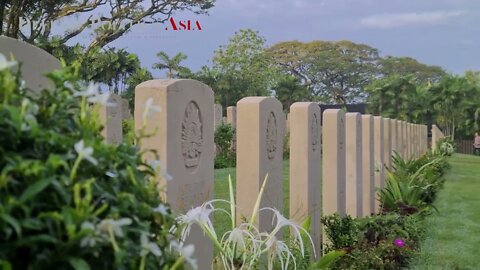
[[171, 175, 314, 270], [0, 59, 190, 269]]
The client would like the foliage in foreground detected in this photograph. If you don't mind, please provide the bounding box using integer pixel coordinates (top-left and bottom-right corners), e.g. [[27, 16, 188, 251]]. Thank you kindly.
[[0, 62, 190, 269]]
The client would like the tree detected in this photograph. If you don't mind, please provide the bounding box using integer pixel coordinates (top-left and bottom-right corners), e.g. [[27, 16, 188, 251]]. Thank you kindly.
[[1, 0, 215, 51], [366, 75, 419, 121], [209, 29, 278, 107], [268, 40, 380, 104], [378, 56, 446, 83], [274, 76, 310, 111], [122, 67, 154, 110], [153, 51, 190, 79]]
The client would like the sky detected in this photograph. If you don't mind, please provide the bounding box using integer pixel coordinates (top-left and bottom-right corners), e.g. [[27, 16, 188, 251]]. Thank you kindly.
[[69, 0, 480, 78]]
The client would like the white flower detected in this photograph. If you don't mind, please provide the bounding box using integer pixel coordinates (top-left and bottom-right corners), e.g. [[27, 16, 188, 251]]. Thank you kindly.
[[171, 241, 197, 270], [148, 160, 173, 182], [97, 218, 132, 237], [140, 233, 162, 257], [177, 204, 216, 241], [105, 171, 118, 178], [0, 53, 17, 71], [153, 204, 169, 215], [74, 82, 100, 97], [262, 207, 314, 258], [142, 98, 162, 119], [88, 92, 113, 106], [80, 221, 103, 248], [74, 140, 98, 165]]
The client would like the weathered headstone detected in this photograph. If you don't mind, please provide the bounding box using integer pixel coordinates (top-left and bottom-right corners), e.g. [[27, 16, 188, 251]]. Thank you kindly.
[[236, 97, 285, 233], [0, 35, 61, 92], [373, 116, 384, 213], [407, 123, 412, 159], [134, 79, 214, 270], [361, 115, 374, 216], [391, 119, 398, 156], [398, 121, 404, 158], [383, 118, 392, 174], [289, 102, 321, 258], [432, 125, 444, 150], [226, 106, 237, 129], [98, 93, 123, 144], [121, 98, 132, 120], [402, 121, 408, 158], [322, 109, 346, 217], [214, 104, 223, 129], [345, 113, 362, 218]]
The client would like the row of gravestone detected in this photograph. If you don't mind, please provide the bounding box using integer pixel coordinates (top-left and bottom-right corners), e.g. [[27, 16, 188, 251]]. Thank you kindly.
[[0, 38, 439, 268], [131, 79, 434, 268], [214, 104, 237, 129]]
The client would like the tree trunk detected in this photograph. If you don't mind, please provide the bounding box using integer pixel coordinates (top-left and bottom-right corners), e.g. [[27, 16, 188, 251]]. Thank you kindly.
[[0, 1, 5, 35]]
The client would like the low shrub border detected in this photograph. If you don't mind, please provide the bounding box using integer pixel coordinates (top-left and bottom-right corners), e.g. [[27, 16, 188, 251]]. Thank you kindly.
[[321, 150, 451, 269]]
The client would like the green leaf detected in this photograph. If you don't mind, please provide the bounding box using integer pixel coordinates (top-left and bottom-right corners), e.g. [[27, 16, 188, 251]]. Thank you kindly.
[[19, 178, 52, 203], [0, 260, 12, 270], [0, 214, 21, 237], [310, 250, 346, 270], [68, 258, 91, 270]]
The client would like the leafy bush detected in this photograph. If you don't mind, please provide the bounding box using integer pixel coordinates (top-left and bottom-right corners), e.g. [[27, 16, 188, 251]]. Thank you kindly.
[[436, 137, 455, 156], [379, 153, 448, 214], [0, 63, 189, 269], [320, 214, 358, 253], [322, 151, 449, 270], [323, 213, 425, 270], [214, 123, 236, 169]]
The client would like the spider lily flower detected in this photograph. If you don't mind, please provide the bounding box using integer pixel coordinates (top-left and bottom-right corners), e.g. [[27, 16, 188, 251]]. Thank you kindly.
[[266, 237, 295, 270], [0, 53, 17, 71], [171, 241, 197, 270], [221, 225, 262, 269], [176, 203, 217, 241], [97, 218, 132, 237], [140, 233, 162, 257], [261, 207, 314, 257], [74, 140, 98, 165]]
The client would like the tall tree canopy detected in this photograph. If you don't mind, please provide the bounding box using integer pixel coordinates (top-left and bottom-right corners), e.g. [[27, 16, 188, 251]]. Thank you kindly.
[[0, 0, 215, 51], [267, 40, 380, 104], [378, 56, 446, 83], [188, 29, 277, 107]]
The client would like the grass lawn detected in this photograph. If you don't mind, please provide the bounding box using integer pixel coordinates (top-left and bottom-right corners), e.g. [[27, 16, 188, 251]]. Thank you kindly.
[[212, 160, 291, 241], [409, 154, 480, 269]]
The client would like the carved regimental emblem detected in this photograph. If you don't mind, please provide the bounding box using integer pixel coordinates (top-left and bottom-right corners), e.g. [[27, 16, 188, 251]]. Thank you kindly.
[[181, 101, 203, 171], [266, 112, 277, 160], [312, 113, 319, 152]]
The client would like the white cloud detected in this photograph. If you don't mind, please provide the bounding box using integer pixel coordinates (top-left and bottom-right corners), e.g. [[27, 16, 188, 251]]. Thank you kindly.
[[360, 10, 466, 29]]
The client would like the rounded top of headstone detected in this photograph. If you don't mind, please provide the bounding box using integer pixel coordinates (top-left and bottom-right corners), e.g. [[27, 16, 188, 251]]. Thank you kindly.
[[136, 79, 211, 90], [237, 96, 282, 107], [290, 101, 318, 110], [0, 36, 61, 92]]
